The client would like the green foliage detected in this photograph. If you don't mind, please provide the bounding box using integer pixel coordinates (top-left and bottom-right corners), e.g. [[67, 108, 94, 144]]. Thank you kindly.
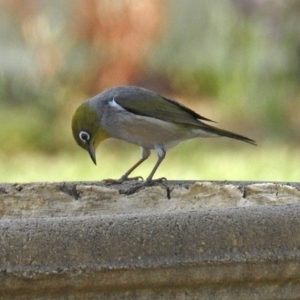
[[0, 74, 66, 153], [1, 0, 300, 162], [171, 67, 221, 97], [148, 0, 300, 138], [1, 142, 299, 183]]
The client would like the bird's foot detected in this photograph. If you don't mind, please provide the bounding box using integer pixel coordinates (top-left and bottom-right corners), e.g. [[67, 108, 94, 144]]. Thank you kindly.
[[148, 177, 167, 183], [123, 177, 167, 195], [103, 176, 143, 185]]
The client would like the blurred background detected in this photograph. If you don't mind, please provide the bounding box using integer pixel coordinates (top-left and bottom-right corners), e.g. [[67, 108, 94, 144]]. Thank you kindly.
[[1, 0, 300, 182]]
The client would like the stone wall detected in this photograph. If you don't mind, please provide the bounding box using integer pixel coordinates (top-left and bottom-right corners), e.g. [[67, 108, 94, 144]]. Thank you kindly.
[[1, 181, 300, 299]]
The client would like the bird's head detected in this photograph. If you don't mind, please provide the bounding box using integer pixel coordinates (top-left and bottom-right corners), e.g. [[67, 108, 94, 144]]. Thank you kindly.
[[72, 102, 109, 165]]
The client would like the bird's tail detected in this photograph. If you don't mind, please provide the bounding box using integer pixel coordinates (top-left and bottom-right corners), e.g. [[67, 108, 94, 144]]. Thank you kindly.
[[199, 123, 257, 145]]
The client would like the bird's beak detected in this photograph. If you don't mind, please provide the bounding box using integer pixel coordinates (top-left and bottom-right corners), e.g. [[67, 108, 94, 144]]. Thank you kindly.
[[88, 143, 97, 165]]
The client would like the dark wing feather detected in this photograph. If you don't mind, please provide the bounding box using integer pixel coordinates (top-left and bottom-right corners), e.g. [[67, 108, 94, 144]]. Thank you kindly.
[[112, 87, 256, 145], [114, 94, 215, 126], [195, 122, 257, 145]]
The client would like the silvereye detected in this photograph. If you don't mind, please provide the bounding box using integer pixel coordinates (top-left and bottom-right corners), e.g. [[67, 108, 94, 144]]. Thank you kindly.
[[72, 86, 256, 184]]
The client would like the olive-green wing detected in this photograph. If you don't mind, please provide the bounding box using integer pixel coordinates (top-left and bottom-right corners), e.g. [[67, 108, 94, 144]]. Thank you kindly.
[[113, 92, 256, 146], [114, 94, 215, 126]]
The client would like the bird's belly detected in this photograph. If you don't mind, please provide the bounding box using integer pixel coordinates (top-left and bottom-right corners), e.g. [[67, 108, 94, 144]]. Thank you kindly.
[[107, 114, 194, 150]]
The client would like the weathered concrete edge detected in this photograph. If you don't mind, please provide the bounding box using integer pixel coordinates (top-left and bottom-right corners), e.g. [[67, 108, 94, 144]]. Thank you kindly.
[[1, 202, 300, 296], [2, 180, 300, 219]]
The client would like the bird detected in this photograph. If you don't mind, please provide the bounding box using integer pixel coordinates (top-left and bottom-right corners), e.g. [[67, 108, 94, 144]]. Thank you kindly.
[[72, 86, 256, 186]]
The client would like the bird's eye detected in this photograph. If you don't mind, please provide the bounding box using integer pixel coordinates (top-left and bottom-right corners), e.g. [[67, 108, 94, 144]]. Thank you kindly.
[[79, 131, 90, 143]]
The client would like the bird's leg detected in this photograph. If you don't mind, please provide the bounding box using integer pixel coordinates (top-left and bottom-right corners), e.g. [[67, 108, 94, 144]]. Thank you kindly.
[[145, 146, 166, 183], [118, 159, 147, 182], [103, 148, 150, 184], [124, 147, 167, 194]]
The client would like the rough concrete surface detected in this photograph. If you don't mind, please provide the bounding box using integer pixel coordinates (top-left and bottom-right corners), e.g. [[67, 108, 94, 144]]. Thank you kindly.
[[1, 181, 300, 299]]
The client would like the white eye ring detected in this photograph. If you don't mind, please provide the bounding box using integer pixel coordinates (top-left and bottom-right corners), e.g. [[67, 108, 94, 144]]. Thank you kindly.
[[79, 131, 90, 143]]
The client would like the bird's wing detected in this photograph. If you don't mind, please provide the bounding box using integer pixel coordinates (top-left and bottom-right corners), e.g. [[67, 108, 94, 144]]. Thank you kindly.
[[113, 95, 215, 126], [113, 91, 256, 146]]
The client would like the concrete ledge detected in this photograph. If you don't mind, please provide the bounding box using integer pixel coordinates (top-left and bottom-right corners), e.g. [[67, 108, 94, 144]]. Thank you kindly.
[[1, 181, 300, 299]]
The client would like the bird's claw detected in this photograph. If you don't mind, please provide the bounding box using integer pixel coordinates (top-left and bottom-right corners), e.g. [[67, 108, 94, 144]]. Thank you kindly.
[[102, 176, 143, 185], [120, 175, 144, 182], [103, 176, 167, 195], [122, 177, 168, 195], [147, 177, 167, 183]]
